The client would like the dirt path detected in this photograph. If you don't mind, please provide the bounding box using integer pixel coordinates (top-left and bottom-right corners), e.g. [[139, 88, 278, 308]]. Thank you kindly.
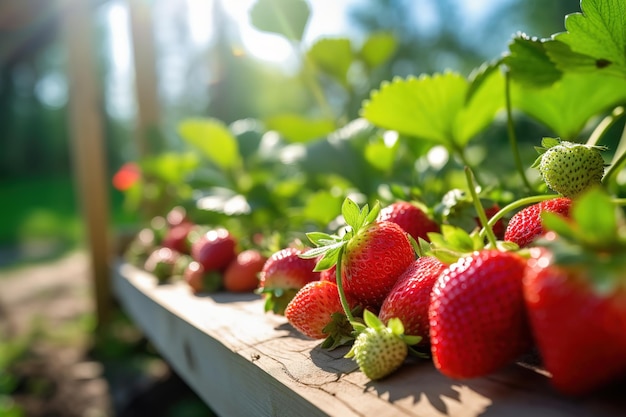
[[0, 251, 215, 417], [0, 251, 92, 335], [0, 251, 115, 417]]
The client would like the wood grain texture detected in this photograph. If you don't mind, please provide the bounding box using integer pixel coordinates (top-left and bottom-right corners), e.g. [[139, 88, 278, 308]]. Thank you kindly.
[[112, 260, 626, 417]]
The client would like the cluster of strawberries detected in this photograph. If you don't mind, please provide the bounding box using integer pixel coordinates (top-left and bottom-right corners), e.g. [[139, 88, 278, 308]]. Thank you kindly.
[[125, 206, 267, 294], [126, 138, 626, 397], [265, 140, 626, 397]]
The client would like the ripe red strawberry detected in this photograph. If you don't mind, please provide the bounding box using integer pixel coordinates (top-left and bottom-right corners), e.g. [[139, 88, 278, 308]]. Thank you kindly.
[[341, 220, 415, 310], [285, 281, 357, 348], [521, 189, 626, 395], [504, 197, 572, 248], [223, 249, 267, 293], [191, 228, 238, 272], [524, 243, 626, 395], [378, 256, 447, 345], [184, 260, 222, 294], [257, 247, 321, 314], [162, 222, 195, 254], [429, 249, 531, 379], [377, 201, 440, 242]]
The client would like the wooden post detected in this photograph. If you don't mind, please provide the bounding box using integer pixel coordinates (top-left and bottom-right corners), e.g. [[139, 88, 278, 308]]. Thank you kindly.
[[63, 0, 112, 329], [128, 0, 160, 157]]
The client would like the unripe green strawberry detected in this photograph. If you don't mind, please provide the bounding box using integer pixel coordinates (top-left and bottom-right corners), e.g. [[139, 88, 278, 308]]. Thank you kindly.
[[533, 138, 606, 198], [144, 247, 182, 282], [346, 310, 420, 380]]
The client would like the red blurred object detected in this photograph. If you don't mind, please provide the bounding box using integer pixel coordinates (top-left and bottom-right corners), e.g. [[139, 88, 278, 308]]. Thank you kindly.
[[112, 162, 141, 191]]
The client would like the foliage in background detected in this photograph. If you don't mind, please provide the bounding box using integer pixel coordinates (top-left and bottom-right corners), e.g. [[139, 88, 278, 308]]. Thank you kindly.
[[118, 0, 626, 255]]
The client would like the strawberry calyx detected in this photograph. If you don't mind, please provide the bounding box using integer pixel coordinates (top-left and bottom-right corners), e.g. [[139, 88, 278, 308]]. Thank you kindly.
[[532, 137, 608, 167], [320, 308, 363, 350], [258, 287, 301, 315]]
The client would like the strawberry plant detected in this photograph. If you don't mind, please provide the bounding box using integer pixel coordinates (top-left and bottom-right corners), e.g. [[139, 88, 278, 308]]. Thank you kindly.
[[116, 0, 626, 395]]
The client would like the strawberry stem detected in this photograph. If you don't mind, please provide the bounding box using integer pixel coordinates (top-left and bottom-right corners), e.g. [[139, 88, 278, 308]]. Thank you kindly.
[[335, 247, 356, 324], [504, 69, 533, 192], [465, 166, 498, 248], [586, 106, 624, 147], [603, 121, 626, 188]]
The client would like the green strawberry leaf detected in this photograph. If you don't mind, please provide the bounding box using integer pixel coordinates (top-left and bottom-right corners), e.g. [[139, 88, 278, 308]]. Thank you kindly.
[[363, 309, 384, 330], [511, 72, 626, 138], [441, 225, 477, 251], [364, 201, 381, 225], [541, 211, 578, 240], [307, 38, 354, 86], [542, 187, 620, 249], [403, 335, 422, 346], [466, 58, 503, 103], [427, 225, 486, 265], [541, 137, 562, 149], [140, 151, 199, 184], [364, 138, 399, 173], [543, 40, 606, 75], [359, 32, 397, 68], [570, 186, 618, 246], [299, 239, 343, 258], [265, 114, 336, 143], [342, 198, 362, 231], [387, 317, 404, 335], [547, 0, 626, 79], [320, 312, 356, 350], [179, 118, 241, 171], [355, 203, 371, 231], [361, 71, 503, 150], [249, 0, 310, 41], [503, 33, 562, 87], [305, 232, 341, 247], [303, 191, 343, 226], [312, 246, 344, 271], [531, 137, 562, 168]]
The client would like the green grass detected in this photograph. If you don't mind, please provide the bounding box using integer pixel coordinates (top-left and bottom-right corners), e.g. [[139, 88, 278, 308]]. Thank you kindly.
[[0, 176, 139, 269]]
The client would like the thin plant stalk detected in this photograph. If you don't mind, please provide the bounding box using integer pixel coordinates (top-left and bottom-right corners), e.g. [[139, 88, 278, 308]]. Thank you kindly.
[[504, 70, 533, 191]]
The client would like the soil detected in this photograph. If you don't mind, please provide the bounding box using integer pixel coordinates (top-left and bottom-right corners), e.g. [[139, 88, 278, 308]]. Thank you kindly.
[[0, 251, 215, 417]]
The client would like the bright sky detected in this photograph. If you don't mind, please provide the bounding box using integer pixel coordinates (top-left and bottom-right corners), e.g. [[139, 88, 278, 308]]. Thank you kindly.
[[100, 0, 498, 120], [193, 0, 358, 62], [101, 0, 359, 119]]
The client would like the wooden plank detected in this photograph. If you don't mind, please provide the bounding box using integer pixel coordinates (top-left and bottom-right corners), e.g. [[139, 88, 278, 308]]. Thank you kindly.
[[112, 260, 626, 417], [63, 0, 112, 329]]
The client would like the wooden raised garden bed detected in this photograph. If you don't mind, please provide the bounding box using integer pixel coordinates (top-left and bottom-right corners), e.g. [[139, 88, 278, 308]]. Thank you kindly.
[[112, 259, 626, 417]]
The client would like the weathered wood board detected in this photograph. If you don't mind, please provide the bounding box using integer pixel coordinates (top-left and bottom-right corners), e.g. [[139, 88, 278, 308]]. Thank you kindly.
[[112, 260, 626, 417]]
